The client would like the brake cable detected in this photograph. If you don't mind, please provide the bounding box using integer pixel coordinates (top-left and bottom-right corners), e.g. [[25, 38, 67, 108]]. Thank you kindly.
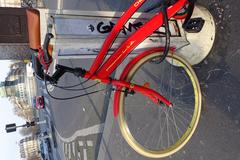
[[150, 1, 171, 64], [44, 73, 106, 100]]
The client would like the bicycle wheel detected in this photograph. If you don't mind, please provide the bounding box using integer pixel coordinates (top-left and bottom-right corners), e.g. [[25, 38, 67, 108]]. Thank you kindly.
[[118, 52, 201, 158]]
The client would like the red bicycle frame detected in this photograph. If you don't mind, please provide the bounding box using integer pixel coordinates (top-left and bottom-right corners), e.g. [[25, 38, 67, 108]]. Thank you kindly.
[[82, 0, 189, 116]]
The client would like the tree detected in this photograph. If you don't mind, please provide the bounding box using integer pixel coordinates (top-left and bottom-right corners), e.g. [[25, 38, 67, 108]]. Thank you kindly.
[[13, 106, 34, 121], [12, 98, 34, 121], [19, 125, 39, 136]]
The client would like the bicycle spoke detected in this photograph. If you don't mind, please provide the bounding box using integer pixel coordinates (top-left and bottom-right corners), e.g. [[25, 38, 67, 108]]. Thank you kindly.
[[118, 53, 201, 158], [174, 106, 194, 117], [157, 107, 165, 148], [170, 108, 180, 139], [172, 109, 192, 127], [165, 109, 183, 136], [159, 111, 168, 148]]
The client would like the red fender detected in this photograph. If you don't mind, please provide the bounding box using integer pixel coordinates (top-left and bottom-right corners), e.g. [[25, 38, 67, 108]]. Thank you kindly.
[[113, 47, 175, 117]]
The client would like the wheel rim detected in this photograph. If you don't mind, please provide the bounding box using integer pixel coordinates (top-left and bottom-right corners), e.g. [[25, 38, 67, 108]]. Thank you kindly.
[[118, 52, 201, 158]]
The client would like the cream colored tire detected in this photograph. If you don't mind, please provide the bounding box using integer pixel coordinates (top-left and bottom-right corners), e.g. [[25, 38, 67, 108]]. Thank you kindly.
[[118, 52, 201, 158]]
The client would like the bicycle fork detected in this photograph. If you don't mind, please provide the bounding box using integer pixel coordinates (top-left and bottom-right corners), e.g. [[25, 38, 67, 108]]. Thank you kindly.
[[84, 72, 173, 108], [110, 78, 173, 117], [111, 80, 172, 106]]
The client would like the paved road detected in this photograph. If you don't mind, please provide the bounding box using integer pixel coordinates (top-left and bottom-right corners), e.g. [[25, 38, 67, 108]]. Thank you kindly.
[[36, 58, 112, 160], [39, 0, 240, 160]]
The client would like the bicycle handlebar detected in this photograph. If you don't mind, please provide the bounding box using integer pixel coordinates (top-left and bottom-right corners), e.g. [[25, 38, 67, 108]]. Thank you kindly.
[[43, 33, 54, 63]]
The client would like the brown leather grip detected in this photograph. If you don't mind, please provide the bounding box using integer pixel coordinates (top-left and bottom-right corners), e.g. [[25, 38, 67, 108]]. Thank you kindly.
[[26, 9, 41, 50]]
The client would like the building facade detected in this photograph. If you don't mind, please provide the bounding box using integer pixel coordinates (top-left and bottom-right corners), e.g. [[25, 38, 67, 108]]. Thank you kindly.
[[0, 61, 28, 100], [0, 0, 21, 7], [0, 61, 36, 121], [19, 136, 41, 160]]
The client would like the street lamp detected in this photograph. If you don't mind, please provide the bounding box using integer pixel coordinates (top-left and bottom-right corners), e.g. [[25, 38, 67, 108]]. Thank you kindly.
[[5, 123, 17, 133], [5, 121, 35, 133]]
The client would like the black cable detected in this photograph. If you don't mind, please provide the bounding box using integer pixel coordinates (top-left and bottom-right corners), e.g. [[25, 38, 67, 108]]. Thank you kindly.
[[52, 73, 95, 89], [161, 4, 171, 61], [53, 82, 100, 91], [44, 74, 106, 100], [58, 42, 116, 89], [51, 81, 83, 89], [182, 0, 195, 29], [48, 61, 96, 89], [151, 3, 171, 64], [156, 4, 170, 63]]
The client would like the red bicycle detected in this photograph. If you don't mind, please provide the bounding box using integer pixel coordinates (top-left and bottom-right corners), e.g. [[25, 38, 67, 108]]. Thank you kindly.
[[36, 0, 202, 158]]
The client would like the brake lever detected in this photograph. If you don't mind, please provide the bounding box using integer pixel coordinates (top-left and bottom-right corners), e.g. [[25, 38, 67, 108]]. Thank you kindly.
[[38, 33, 54, 71], [43, 33, 54, 63]]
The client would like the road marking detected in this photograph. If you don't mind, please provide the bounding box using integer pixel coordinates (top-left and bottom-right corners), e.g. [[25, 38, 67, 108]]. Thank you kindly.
[[56, 123, 104, 143], [72, 142, 75, 157], [59, 142, 67, 160], [68, 143, 71, 160], [87, 141, 93, 147], [46, 83, 55, 92], [78, 151, 81, 160], [64, 143, 68, 155], [83, 148, 88, 160], [53, 124, 104, 159], [61, 142, 65, 155]]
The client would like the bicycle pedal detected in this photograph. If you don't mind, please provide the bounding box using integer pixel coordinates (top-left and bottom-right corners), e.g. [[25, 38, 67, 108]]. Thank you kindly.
[[183, 17, 205, 33]]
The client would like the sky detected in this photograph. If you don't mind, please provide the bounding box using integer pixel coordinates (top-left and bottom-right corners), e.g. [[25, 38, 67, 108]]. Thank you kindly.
[[0, 60, 25, 159]]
